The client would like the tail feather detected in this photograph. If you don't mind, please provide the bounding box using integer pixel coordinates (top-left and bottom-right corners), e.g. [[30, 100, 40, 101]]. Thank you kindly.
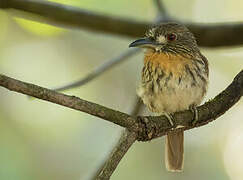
[[165, 130, 184, 172]]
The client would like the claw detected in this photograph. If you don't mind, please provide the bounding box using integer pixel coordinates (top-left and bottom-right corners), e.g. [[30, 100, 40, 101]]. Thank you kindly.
[[164, 113, 174, 126], [190, 106, 199, 125]]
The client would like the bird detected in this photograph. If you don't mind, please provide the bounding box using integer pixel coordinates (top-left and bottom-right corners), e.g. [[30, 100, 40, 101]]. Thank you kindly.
[[129, 22, 209, 172]]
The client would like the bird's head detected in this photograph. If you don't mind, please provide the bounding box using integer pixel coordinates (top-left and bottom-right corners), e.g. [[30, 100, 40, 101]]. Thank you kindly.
[[129, 22, 199, 56]]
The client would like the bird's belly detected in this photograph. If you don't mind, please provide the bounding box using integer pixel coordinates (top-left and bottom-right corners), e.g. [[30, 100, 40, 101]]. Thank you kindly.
[[137, 76, 207, 114]]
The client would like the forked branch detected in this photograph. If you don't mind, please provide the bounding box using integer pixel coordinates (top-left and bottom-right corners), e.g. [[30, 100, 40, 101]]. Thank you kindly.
[[0, 70, 242, 141]]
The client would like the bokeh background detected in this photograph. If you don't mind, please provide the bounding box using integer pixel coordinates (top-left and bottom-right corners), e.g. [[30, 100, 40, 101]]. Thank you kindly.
[[0, 0, 243, 179]]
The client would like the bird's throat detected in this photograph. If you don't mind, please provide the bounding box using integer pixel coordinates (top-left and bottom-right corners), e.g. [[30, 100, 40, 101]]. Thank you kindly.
[[144, 50, 192, 77]]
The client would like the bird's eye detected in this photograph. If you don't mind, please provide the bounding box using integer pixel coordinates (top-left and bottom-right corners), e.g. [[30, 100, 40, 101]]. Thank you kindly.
[[167, 33, 177, 41]]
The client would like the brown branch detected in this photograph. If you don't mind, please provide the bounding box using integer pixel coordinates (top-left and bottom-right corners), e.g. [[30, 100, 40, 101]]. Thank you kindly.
[[1, 0, 243, 47], [0, 70, 242, 140], [54, 49, 139, 91], [0, 74, 137, 130]]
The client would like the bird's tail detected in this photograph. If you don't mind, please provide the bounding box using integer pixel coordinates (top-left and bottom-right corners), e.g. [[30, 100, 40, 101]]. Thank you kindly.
[[165, 130, 184, 172]]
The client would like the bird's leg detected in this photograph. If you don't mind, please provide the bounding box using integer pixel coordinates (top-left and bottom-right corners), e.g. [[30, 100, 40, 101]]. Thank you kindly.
[[190, 105, 199, 125], [163, 113, 174, 127]]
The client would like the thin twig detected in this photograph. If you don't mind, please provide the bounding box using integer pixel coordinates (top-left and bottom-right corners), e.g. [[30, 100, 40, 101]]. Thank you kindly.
[[91, 97, 143, 179], [3, 0, 243, 47], [153, 0, 170, 21], [96, 129, 137, 180], [54, 49, 139, 91]]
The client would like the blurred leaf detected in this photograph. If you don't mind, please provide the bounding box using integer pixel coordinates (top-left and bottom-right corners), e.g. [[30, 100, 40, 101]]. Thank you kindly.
[[15, 17, 64, 37]]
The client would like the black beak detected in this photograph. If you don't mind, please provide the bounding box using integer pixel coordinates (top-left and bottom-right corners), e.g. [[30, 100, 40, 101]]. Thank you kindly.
[[129, 38, 155, 48]]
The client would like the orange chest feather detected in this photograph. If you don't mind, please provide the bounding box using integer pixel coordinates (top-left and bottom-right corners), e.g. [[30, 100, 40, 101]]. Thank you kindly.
[[144, 51, 192, 76]]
